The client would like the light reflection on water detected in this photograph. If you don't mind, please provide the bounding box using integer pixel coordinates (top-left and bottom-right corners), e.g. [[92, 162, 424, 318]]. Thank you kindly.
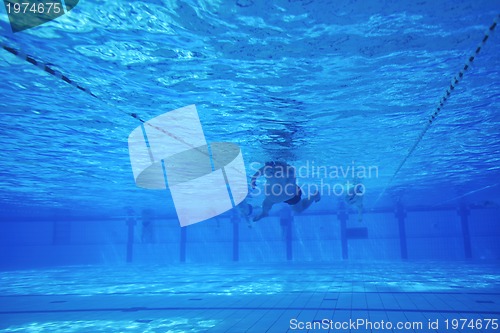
[[0, 1, 498, 211], [0, 262, 498, 297], [0, 318, 219, 333]]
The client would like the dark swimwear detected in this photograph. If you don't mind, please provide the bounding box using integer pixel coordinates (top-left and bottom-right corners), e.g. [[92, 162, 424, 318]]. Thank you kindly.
[[284, 186, 302, 205]]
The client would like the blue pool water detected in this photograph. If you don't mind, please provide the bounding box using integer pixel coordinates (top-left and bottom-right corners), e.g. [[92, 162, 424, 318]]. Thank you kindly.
[[0, 0, 499, 332]]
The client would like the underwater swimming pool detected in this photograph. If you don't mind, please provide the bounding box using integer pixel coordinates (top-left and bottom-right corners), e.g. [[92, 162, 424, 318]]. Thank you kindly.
[[0, 263, 499, 332], [0, 0, 499, 331]]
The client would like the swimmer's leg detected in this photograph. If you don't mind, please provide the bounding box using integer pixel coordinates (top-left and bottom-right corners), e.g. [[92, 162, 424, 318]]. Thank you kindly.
[[356, 202, 364, 222], [242, 214, 254, 228], [254, 197, 274, 222]]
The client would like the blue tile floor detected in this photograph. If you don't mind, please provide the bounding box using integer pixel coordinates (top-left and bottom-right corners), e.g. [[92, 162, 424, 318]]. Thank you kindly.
[[0, 262, 499, 332]]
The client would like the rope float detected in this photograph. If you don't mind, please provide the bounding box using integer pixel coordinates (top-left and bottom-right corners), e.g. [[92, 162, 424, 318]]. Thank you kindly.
[[1, 40, 249, 180], [374, 15, 499, 207], [1, 44, 146, 123], [1, 42, 223, 167]]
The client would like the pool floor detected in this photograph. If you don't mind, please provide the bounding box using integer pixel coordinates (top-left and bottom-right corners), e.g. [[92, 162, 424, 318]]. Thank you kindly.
[[0, 262, 499, 332]]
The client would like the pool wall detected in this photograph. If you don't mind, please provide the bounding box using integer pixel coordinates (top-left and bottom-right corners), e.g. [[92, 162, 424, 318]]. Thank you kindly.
[[1, 204, 498, 269]]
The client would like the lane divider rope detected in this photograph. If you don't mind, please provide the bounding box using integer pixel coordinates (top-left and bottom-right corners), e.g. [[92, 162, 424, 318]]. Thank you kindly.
[[1, 41, 252, 183], [373, 15, 499, 207]]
